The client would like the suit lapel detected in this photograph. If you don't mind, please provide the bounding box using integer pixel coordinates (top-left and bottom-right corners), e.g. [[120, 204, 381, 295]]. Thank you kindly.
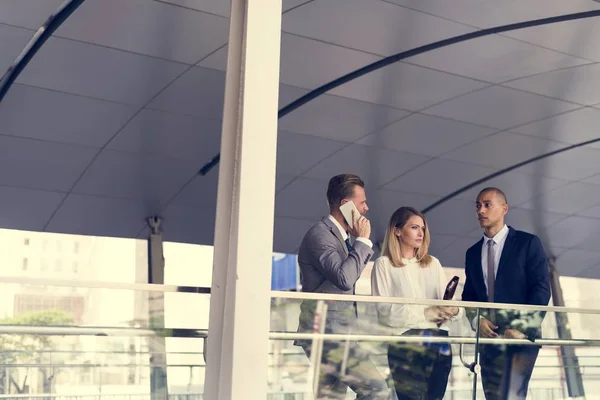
[[470, 239, 487, 300], [322, 217, 348, 256], [496, 226, 516, 281]]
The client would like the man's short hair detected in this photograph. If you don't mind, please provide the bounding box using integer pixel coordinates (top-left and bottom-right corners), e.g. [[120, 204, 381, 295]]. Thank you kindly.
[[326, 174, 365, 209], [477, 187, 508, 205]]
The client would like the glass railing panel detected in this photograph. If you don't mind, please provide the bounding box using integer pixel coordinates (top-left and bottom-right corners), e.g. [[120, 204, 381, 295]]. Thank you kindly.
[[0, 336, 206, 398], [467, 303, 600, 399], [0, 282, 209, 331], [270, 293, 600, 400], [0, 282, 208, 398], [269, 294, 478, 400]]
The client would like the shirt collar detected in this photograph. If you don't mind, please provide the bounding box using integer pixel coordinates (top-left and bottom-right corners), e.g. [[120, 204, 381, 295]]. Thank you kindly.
[[484, 224, 509, 245], [328, 215, 348, 241], [401, 256, 418, 264]]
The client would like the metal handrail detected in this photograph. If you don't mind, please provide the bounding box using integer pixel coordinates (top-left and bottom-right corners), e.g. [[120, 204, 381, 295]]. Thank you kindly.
[[0, 276, 210, 294], [0, 326, 209, 363], [0, 394, 201, 399], [2, 326, 600, 372], [268, 332, 594, 346], [0, 363, 203, 368], [3, 276, 598, 314], [271, 290, 600, 315], [0, 325, 207, 337], [0, 349, 204, 355]]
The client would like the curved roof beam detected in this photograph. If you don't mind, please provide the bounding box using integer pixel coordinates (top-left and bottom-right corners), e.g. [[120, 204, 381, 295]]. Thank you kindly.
[[0, 0, 86, 102], [199, 9, 600, 176], [421, 135, 600, 213]]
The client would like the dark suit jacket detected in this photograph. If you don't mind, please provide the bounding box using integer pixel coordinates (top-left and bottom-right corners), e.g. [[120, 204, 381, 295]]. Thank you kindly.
[[296, 217, 373, 340], [462, 226, 551, 340]]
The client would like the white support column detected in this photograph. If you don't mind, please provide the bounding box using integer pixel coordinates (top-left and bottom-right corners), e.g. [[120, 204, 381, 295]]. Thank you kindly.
[[204, 1, 282, 399]]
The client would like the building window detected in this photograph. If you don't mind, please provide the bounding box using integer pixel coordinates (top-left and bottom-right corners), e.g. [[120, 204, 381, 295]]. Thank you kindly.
[[73, 261, 79, 274], [74, 242, 80, 254], [24, 238, 30, 246], [22, 258, 28, 271], [41, 259, 48, 271], [55, 259, 63, 272]]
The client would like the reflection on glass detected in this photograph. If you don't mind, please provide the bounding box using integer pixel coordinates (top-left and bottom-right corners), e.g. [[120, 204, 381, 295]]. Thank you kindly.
[[269, 295, 600, 400], [0, 282, 207, 397], [470, 305, 600, 400], [270, 296, 477, 399]]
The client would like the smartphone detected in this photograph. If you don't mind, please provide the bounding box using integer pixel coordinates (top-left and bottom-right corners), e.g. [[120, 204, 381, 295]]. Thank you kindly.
[[339, 201, 360, 227], [443, 276, 460, 300]]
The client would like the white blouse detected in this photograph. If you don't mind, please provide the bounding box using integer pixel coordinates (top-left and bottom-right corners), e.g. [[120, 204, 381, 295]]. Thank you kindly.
[[371, 255, 462, 335]]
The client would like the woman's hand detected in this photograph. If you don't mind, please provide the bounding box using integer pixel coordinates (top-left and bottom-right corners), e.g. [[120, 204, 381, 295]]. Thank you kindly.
[[424, 306, 453, 323], [440, 306, 459, 317]]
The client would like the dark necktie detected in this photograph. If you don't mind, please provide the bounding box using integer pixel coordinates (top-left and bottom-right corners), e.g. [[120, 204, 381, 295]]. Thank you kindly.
[[487, 240, 495, 302], [487, 239, 496, 321], [345, 237, 357, 316]]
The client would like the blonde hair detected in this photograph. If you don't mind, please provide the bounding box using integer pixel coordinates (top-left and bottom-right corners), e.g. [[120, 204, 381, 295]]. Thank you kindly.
[[381, 206, 432, 267]]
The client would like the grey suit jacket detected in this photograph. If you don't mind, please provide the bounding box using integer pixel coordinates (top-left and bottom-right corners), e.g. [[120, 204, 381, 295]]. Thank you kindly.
[[296, 217, 373, 340]]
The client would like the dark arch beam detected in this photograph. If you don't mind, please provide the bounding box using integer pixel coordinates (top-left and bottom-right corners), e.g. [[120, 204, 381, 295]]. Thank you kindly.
[[199, 9, 600, 176], [421, 135, 600, 214], [0, 0, 86, 102]]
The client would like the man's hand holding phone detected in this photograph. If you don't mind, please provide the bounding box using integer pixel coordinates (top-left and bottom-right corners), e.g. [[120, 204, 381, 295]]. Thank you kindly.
[[349, 209, 371, 240], [503, 329, 526, 339], [340, 201, 370, 240]]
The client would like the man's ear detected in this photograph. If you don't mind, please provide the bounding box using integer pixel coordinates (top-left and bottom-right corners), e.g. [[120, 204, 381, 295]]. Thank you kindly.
[[503, 203, 509, 214], [340, 199, 348, 205]]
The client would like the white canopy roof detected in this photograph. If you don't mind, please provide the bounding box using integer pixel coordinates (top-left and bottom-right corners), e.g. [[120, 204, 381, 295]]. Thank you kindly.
[[2, 0, 600, 277]]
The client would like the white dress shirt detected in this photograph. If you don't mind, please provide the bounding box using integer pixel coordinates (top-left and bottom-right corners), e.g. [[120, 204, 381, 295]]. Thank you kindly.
[[481, 224, 509, 294], [328, 215, 372, 248], [371, 255, 462, 335]]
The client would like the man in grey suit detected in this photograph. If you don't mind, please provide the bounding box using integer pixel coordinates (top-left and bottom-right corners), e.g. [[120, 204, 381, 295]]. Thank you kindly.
[[296, 174, 389, 399]]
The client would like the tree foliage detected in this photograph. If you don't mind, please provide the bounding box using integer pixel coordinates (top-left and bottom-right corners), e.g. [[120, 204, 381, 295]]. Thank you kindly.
[[0, 309, 74, 393], [0, 309, 74, 362]]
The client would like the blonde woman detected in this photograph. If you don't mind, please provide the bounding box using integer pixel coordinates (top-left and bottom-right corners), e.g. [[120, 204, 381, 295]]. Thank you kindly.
[[372, 206, 461, 400]]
